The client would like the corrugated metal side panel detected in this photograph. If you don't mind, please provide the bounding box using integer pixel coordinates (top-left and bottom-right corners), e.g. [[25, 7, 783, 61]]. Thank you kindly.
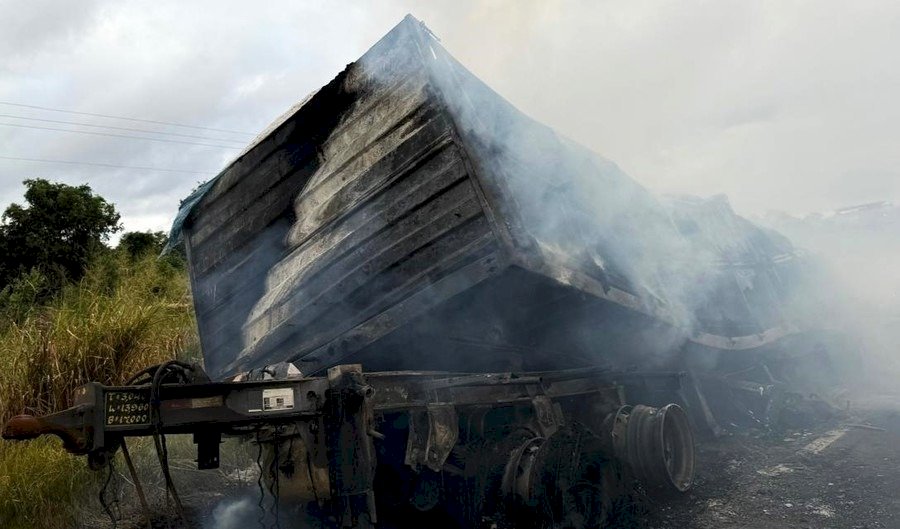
[[190, 90, 440, 326], [184, 26, 496, 378], [209, 135, 496, 370]]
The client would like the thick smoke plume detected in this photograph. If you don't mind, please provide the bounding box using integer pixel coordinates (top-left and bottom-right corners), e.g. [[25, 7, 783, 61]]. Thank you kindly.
[[759, 203, 900, 391], [406, 24, 792, 350]]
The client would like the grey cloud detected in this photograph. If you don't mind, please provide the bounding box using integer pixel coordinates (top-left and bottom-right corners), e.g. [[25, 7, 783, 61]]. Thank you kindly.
[[0, 0, 103, 65]]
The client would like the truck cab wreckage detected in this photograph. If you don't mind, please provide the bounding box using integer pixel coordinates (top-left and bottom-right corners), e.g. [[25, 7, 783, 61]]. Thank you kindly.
[[2, 15, 831, 529]]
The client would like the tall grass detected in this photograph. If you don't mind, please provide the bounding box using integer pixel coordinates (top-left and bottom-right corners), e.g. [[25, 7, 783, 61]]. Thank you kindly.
[[0, 251, 199, 528], [0, 251, 198, 421]]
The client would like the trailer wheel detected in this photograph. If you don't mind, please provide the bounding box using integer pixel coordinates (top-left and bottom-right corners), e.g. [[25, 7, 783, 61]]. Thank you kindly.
[[611, 404, 695, 493], [501, 425, 612, 529]]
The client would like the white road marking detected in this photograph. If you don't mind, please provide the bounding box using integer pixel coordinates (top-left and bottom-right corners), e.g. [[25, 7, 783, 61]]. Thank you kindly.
[[799, 428, 848, 456], [757, 463, 795, 477]]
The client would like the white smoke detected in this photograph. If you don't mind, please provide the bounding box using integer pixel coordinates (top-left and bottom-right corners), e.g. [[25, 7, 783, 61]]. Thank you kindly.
[[758, 203, 900, 390], [207, 497, 257, 529]]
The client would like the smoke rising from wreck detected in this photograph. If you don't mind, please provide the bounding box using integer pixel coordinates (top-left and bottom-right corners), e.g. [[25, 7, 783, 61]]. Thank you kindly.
[[359, 20, 900, 391], [207, 497, 256, 529], [205, 493, 314, 529], [392, 27, 791, 366], [214, 15, 900, 384], [759, 204, 900, 391], [389, 1, 900, 217]]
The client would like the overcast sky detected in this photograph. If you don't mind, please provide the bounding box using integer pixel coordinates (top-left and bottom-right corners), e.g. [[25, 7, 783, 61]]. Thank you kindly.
[[1, 0, 898, 236]]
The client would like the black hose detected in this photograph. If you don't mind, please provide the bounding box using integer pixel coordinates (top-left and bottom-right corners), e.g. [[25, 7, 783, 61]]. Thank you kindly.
[[149, 360, 196, 521], [126, 360, 195, 386], [269, 433, 282, 529], [256, 430, 267, 529], [125, 365, 159, 386], [99, 457, 117, 528]]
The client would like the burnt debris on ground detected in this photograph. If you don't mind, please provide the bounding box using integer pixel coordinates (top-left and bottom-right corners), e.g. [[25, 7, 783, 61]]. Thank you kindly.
[[640, 398, 900, 529]]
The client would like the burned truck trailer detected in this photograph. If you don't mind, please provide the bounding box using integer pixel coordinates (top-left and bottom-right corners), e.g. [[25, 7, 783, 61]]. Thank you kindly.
[[3, 15, 811, 529], [179, 16, 802, 380]]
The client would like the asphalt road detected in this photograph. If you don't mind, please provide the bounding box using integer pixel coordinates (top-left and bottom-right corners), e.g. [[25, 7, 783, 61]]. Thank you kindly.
[[639, 397, 900, 529]]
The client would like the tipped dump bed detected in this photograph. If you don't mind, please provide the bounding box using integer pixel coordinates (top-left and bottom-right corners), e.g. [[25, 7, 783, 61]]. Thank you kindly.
[[176, 16, 804, 379]]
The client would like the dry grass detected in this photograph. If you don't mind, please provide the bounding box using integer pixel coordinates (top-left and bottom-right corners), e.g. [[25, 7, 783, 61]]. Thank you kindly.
[[0, 251, 199, 528]]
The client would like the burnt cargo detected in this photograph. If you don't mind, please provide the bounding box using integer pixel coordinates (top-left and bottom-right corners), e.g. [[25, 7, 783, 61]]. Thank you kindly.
[[174, 15, 804, 380]]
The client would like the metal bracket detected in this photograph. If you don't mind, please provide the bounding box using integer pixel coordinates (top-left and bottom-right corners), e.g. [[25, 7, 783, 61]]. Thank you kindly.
[[531, 395, 564, 437], [405, 403, 458, 472], [679, 371, 723, 437], [194, 431, 221, 470]]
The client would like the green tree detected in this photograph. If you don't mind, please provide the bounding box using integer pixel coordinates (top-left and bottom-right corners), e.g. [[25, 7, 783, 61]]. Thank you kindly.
[[0, 179, 121, 288], [118, 230, 168, 258]]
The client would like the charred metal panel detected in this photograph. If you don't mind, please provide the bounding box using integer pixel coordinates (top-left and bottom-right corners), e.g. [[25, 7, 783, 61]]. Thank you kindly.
[[184, 21, 497, 378]]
